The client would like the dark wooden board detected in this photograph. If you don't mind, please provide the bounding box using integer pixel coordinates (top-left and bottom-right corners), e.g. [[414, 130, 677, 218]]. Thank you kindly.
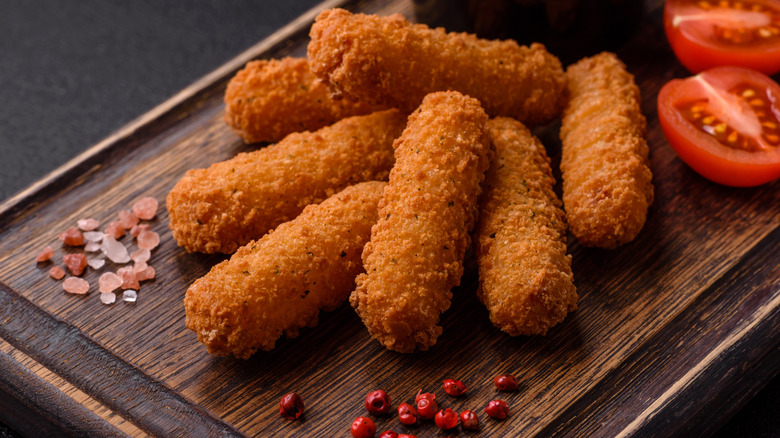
[[0, 0, 778, 436]]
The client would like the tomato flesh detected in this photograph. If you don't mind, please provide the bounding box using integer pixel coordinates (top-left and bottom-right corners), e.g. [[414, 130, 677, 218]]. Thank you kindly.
[[665, 0, 780, 74], [657, 66, 780, 186]]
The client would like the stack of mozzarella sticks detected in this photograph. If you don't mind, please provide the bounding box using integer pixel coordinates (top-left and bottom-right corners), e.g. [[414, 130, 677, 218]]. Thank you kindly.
[[168, 9, 654, 358]]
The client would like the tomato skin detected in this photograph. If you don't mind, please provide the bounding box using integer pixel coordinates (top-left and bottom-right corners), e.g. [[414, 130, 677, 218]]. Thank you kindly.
[[664, 0, 780, 75], [657, 67, 780, 187]]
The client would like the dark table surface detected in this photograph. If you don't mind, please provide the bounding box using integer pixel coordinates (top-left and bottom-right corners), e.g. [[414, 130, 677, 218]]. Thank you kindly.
[[0, 1, 777, 437]]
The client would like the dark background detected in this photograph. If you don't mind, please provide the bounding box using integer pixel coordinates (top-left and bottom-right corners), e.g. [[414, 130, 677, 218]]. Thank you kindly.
[[0, 1, 776, 436]]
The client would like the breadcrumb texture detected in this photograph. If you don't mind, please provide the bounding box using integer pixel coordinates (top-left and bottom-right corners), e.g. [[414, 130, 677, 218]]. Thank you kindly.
[[350, 91, 492, 353], [560, 52, 654, 249], [308, 8, 566, 126], [167, 109, 406, 254], [185, 181, 385, 359], [475, 117, 577, 336], [224, 57, 382, 144]]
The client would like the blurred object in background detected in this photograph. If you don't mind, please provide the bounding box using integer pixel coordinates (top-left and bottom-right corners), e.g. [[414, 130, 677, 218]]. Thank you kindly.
[[414, 0, 643, 65]]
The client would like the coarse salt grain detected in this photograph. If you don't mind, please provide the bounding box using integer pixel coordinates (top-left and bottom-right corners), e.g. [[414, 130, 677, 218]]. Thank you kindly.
[[104, 221, 125, 239], [133, 261, 148, 273], [101, 236, 130, 264], [83, 231, 105, 242], [132, 197, 158, 220], [100, 292, 116, 305], [77, 218, 99, 231], [36, 246, 54, 262], [118, 210, 139, 229], [85, 241, 101, 252], [137, 230, 160, 250], [87, 257, 105, 269], [130, 223, 151, 238], [117, 266, 140, 290], [123, 290, 137, 302], [130, 248, 150, 264], [99, 272, 123, 293], [63, 253, 88, 276], [49, 266, 66, 280], [135, 265, 155, 282], [63, 277, 89, 294], [59, 227, 85, 246]]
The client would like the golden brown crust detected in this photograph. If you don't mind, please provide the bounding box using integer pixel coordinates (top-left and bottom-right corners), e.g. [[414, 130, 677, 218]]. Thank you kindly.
[[224, 57, 382, 144], [185, 181, 385, 359], [560, 52, 654, 249], [350, 91, 492, 353], [307, 9, 566, 125], [474, 117, 577, 336], [167, 109, 406, 254]]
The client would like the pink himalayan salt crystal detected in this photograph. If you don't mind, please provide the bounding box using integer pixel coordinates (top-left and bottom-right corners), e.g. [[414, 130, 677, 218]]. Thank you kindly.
[[123, 290, 137, 302], [98, 272, 123, 293], [83, 231, 104, 242], [135, 265, 155, 282], [87, 257, 105, 269], [101, 236, 130, 264], [117, 266, 140, 290], [132, 197, 158, 220], [100, 292, 116, 305], [59, 227, 85, 246], [36, 246, 54, 263], [85, 241, 101, 252], [130, 224, 151, 238], [63, 253, 88, 276], [130, 248, 150, 264], [137, 230, 160, 250], [104, 221, 125, 239], [49, 266, 66, 280], [77, 218, 99, 231], [118, 210, 139, 229], [133, 261, 148, 273], [63, 277, 89, 294]]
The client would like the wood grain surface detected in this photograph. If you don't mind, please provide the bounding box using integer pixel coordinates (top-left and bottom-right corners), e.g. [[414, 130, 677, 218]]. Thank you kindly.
[[0, 0, 778, 437]]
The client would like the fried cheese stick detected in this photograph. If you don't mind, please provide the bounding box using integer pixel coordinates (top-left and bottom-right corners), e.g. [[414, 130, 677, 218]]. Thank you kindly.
[[308, 8, 566, 126], [560, 52, 654, 249], [185, 181, 385, 358], [475, 117, 577, 336], [350, 91, 492, 353], [224, 57, 382, 144], [167, 109, 406, 254]]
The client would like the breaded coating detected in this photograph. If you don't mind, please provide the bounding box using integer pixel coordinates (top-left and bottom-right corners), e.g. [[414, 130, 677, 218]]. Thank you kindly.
[[560, 52, 654, 249], [350, 91, 492, 353], [474, 117, 577, 336], [167, 109, 406, 254], [185, 181, 385, 359], [308, 8, 566, 126], [224, 57, 382, 144]]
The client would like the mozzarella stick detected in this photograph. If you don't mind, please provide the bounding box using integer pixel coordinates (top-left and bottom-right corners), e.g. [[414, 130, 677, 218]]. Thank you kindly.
[[560, 52, 653, 249], [185, 181, 385, 358], [350, 91, 492, 353], [308, 8, 566, 126], [224, 57, 383, 144], [167, 109, 406, 254], [475, 117, 577, 336]]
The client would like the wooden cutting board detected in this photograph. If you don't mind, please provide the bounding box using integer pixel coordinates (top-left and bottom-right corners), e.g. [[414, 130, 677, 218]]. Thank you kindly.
[[0, 0, 778, 436]]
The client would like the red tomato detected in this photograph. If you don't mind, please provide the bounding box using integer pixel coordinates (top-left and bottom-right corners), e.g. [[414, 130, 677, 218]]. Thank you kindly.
[[664, 0, 780, 74], [657, 66, 780, 186]]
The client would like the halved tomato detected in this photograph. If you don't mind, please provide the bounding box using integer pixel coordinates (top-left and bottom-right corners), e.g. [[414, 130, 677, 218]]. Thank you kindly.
[[664, 0, 780, 74], [657, 66, 780, 186]]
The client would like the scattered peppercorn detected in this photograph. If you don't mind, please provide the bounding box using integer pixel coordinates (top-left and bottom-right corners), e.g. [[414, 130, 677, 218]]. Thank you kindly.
[[460, 410, 479, 431], [365, 390, 392, 416], [350, 416, 376, 438], [442, 379, 467, 397], [415, 390, 436, 403], [398, 435, 418, 438], [398, 402, 418, 426], [279, 392, 304, 420], [416, 397, 437, 420], [434, 408, 459, 430], [485, 400, 509, 420], [378, 431, 398, 438], [494, 374, 519, 391]]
